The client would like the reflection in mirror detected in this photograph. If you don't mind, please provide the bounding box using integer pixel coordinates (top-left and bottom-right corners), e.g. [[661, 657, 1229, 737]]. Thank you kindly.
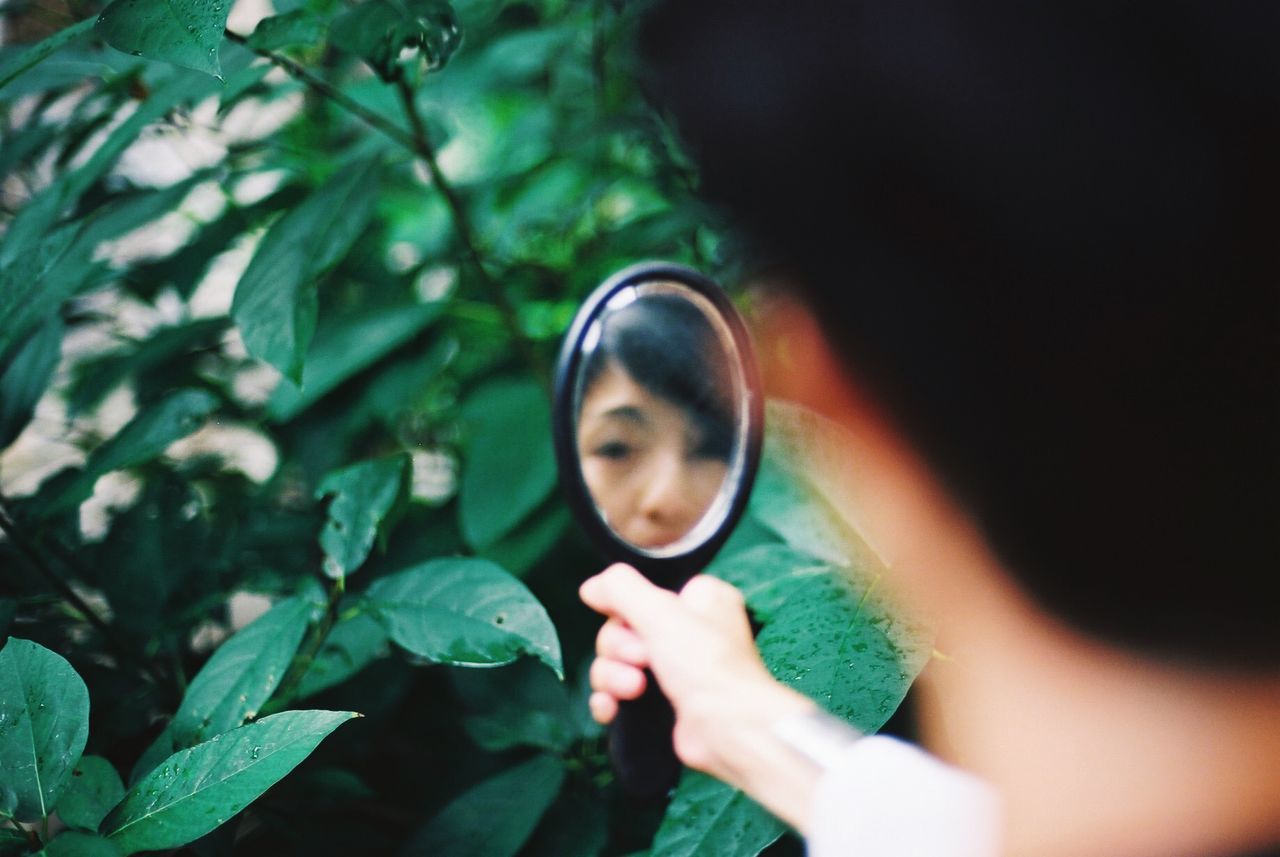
[[573, 282, 743, 555]]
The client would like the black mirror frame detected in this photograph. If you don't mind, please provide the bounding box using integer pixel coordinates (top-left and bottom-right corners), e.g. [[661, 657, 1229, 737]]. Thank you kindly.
[[552, 260, 765, 588]]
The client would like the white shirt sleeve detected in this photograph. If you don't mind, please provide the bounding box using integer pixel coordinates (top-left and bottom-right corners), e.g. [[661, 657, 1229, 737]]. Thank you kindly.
[[806, 735, 1003, 857]]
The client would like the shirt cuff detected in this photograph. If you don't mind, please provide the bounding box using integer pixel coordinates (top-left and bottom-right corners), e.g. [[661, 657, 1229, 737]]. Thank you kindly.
[[806, 735, 1003, 857]]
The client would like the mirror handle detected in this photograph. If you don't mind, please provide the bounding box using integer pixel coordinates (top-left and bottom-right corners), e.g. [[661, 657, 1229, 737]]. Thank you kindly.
[[611, 671, 681, 798]]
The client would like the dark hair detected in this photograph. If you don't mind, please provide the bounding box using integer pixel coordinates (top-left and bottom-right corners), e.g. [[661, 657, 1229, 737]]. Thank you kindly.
[[581, 292, 735, 461], [640, 1, 1280, 667]]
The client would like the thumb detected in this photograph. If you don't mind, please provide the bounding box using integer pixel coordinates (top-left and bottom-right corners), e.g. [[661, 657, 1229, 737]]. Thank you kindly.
[[580, 563, 678, 639]]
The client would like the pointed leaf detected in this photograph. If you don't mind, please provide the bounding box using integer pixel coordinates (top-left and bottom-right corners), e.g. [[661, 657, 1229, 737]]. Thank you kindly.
[[95, 0, 231, 78], [0, 315, 62, 451], [330, 0, 461, 83], [0, 18, 96, 94], [521, 786, 608, 857], [713, 543, 930, 732], [0, 639, 90, 822], [0, 70, 218, 272], [295, 612, 390, 700], [458, 378, 556, 549], [452, 659, 576, 753], [103, 710, 358, 854], [231, 159, 381, 381], [316, 455, 410, 578], [266, 301, 445, 421], [650, 770, 786, 857], [366, 557, 562, 677], [30, 389, 217, 520], [171, 595, 313, 748], [66, 318, 228, 415], [55, 756, 125, 832], [401, 755, 564, 857], [246, 10, 326, 51], [38, 832, 123, 857]]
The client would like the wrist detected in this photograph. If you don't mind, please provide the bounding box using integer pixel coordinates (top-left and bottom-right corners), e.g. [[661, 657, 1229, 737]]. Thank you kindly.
[[688, 674, 826, 831]]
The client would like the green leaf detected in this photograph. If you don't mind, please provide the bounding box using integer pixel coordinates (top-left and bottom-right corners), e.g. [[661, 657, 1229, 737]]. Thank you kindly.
[[521, 787, 608, 857], [365, 557, 562, 677], [330, 0, 461, 83], [316, 455, 410, 578], [95, 0, 232, 79], [55, 756, 125, 832], [458, 377, 556, 549], [171, 595, 314, 748], [0, 639, 90, 822], [0, 226, 90, 368], [713, 543, 930, 733], [452, 658, 576, 753], [0, 70, 218, 273], [477, 502, 569, 577], [231, 158, 381, 382], [30, 389, 217, 520], [66, 318, 228, 415], [0, 829, 27, 857], [266, 301, 445, 421], [0, 18, 96, 94], [86, 387, 218, 473], [295, 612, 390, 700], [103, 710, 358, 854], [401, 755, 565, 857], [0, 315, 62, 451], [0, 73, 217, 365], [38, 831, 123, 857], [128, 726, 175, 787], [246, 10, 326, 51], [650, 770, 786, 857]]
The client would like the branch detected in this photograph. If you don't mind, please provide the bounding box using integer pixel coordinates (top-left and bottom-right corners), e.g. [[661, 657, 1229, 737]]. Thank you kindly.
[[223, 29, 420, 153], [393, 78, 548, 382], [222, 29, 549, 383], [260, 575, 345, 715]]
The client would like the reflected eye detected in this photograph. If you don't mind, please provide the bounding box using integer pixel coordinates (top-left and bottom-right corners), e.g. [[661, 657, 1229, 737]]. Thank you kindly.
[[687, 431, 731, 463], [593, 441, 633, 461]]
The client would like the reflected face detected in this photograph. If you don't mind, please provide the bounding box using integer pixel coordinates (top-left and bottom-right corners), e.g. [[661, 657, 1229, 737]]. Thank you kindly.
[[578, 360, 730, 549]]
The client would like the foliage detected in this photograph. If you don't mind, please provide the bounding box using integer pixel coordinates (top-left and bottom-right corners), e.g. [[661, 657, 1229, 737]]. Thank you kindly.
[[0, 1, 930, 855]]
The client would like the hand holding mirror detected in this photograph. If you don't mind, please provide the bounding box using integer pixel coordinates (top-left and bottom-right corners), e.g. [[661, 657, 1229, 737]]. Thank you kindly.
[[553, 261, 764, 796]]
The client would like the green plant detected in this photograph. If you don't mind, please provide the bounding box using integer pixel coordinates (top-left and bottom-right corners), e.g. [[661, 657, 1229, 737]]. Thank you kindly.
[[0, 2, 930, 854]]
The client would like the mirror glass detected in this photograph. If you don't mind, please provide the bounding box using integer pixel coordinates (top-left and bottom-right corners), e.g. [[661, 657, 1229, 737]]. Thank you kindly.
[[572, 279, 750, 557]]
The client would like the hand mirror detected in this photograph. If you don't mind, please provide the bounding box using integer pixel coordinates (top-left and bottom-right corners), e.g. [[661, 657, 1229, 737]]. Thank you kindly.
[[553, 261, 764, 796]]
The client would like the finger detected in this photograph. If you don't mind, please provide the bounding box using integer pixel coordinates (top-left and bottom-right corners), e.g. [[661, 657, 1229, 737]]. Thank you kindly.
[[589, 691, 618, 725], [680, 574, 746, 617], [589, 657, 647, 700], [596, 619, 648, 666], [580, 563, 678, 637]]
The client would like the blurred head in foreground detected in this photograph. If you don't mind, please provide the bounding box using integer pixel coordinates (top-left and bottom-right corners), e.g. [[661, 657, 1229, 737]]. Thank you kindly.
[[640, 0, 1280, 670]]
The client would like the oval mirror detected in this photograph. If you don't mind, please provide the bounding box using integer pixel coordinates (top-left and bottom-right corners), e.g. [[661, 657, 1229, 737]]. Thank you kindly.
[[554, 260, 763, 585]]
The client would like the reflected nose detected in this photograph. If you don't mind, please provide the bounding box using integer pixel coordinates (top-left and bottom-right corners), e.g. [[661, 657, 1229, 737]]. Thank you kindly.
[[637, 451, 694, 532]]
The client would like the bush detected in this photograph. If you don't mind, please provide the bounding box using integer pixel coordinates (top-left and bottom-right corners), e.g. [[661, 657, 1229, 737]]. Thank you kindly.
[[0, 2, 927, 854]]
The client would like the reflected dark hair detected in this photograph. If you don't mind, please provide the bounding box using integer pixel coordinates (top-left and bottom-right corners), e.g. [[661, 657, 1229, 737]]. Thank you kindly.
[[641, 0, 1280, 666], [582, 293, 735, 461]]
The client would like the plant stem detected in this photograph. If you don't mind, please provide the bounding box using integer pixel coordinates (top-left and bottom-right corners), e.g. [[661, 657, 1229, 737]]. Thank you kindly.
[[0, 501, 168, 688], [261, 575, 345, 715], [222, 29, 549, 383], [223, 29, 420, 153], [393, 78, 549, 383]]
